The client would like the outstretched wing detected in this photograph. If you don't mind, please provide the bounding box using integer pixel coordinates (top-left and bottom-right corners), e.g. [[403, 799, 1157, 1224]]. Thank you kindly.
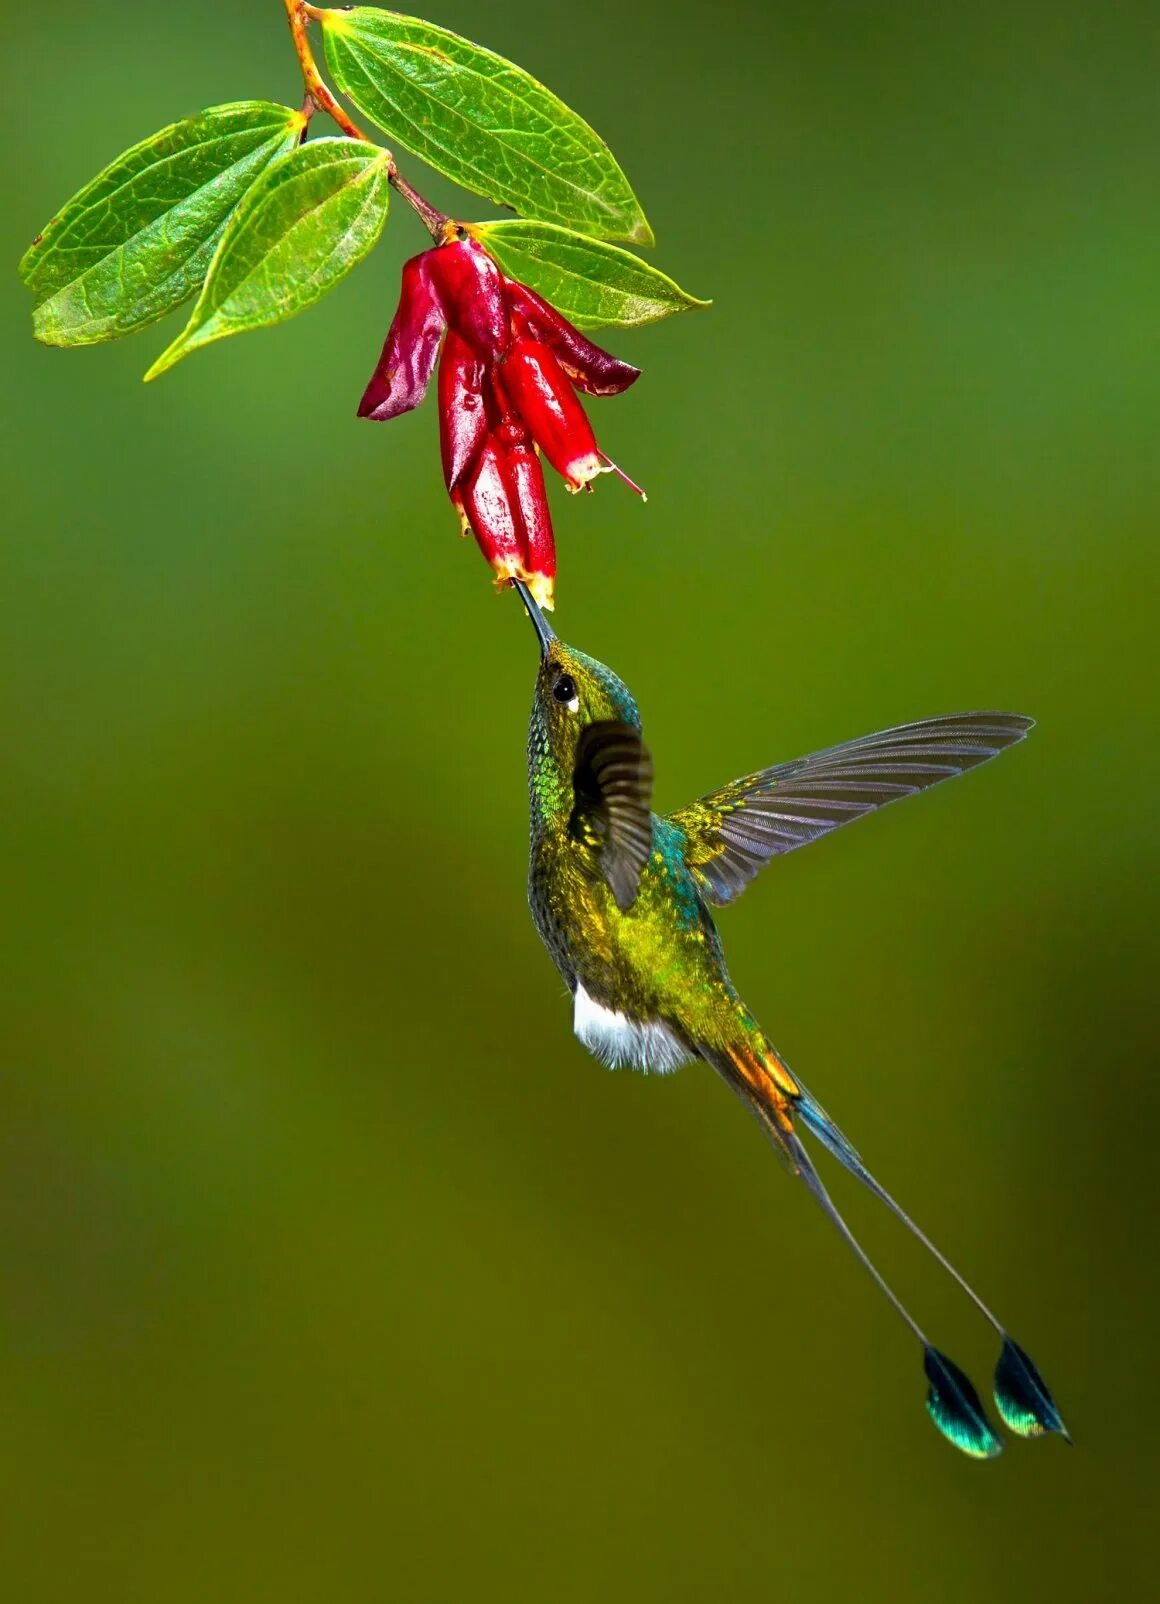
[[669, 712, 1033, 906], [571, 720, 655, 912]]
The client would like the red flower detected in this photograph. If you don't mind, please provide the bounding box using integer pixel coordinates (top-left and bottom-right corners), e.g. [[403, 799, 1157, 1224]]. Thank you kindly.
[[359, 235, 641, 608], [437, 330, 487, 495], [502, 279, 640, 398], [498, 335, 604, 490]]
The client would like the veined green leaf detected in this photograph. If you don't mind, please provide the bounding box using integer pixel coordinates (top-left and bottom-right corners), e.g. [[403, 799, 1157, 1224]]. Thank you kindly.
[[319, 7, 651, 245], [473, 221, 709, 330], [20, 102, 305, 347], [146, 139, 391, 381]]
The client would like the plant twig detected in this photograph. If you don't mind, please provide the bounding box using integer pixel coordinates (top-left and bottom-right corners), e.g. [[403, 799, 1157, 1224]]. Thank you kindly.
[[283, 1, 450, 239], [387, 166, 449, 240], [283, 0, 371, 143]]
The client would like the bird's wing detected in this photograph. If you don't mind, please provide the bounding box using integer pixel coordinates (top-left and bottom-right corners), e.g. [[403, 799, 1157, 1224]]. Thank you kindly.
[[667, 712, 1033, 907], [571, 720, 654, 912]]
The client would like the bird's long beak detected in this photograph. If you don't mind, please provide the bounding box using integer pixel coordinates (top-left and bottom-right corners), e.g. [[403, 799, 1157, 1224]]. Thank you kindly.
[[512, 578, 556, 658]]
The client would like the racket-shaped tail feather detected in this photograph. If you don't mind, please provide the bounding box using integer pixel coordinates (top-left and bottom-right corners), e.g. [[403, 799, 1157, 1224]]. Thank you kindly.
[[795, 1084, 1068, 1445], [703, 1039, 1005, 1458], [994, 1336, 1071, 1441], [924, 1348, 1003, 1459]]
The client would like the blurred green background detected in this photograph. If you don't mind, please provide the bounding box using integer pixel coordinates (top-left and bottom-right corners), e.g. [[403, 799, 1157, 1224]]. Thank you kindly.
[[4, 2, 1156, 1598]]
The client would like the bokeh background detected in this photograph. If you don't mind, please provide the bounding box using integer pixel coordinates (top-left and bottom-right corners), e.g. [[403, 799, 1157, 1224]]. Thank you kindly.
[[4, 2, 1157, 1598]]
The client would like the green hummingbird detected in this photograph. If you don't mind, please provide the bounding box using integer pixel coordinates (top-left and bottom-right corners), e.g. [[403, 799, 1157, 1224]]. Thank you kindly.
[[512, 580, 1067, 1459]]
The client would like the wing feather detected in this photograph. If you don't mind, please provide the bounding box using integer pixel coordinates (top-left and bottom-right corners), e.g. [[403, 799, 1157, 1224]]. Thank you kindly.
[[571, 721, 654, 911], [669, 712, 1033, 906]]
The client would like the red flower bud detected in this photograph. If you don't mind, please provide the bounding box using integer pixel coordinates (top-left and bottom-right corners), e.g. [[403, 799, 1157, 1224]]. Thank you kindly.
[[438, 331, 489, 492], [500, 337, 603, 490], [504, 280, 641, 398], [359, 253, 446, 421], [461, 436, 524, 583], [425, 237, 510, 363], [505, 438, 556, 610]]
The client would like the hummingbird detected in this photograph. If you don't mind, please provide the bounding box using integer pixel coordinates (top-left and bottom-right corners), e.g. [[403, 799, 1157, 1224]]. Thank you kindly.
[[512, 580, 1067, 1459]]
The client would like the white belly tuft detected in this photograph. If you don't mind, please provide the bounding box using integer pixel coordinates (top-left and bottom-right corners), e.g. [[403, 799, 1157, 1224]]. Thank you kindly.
[[572, 984, 691, 1075]]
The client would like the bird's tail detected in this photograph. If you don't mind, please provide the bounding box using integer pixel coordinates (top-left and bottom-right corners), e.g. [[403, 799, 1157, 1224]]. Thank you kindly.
[[702, 1033, 1067, 1458]]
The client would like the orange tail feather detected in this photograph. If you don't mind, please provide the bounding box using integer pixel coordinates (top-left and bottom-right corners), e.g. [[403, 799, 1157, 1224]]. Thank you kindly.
[[715, 1036, 801, 1142]]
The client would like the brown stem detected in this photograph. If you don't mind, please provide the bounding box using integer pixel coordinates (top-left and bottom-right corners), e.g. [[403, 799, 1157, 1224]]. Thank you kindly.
[[388, 166, 450, 241], [282, 0, 371, 142], [283, 2, 451, 239]]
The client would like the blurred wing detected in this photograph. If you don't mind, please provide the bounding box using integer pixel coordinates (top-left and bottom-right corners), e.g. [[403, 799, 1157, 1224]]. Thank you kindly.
[[571, 720, 654, 912], [669, 712, 1033, 906]]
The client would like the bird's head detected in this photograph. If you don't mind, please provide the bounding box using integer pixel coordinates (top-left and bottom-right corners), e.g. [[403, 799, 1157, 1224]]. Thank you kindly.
[[513, 581, 640, 777]]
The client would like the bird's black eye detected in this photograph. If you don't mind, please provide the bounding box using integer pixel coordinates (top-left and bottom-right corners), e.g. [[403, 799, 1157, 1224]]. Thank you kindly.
[[552, 674, 577, 705]]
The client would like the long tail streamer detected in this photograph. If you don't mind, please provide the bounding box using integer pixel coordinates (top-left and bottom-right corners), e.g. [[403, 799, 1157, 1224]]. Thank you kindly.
[[793, 1086, 1068, 1443], [714, 1044, 1067, 1457]]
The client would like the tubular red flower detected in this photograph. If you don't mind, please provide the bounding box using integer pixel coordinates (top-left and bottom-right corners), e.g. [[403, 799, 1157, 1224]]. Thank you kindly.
[[504, 280, 641, 398], [461, 436, 524, 583], [438, 331, 489, 492], [504, 436, 556, 610], [425, 237, 509, 363], [358, 253, 446, 421], [500, 337, 603, 490], [358, 234, 640, 599]]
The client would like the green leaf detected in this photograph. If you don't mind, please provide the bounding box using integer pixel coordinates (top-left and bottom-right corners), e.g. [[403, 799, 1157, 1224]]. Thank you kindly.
[[472, 221, 709, 330], [145, 138, 391, 381], [319, 6, 651, 246], [20, 102, 306, 348]]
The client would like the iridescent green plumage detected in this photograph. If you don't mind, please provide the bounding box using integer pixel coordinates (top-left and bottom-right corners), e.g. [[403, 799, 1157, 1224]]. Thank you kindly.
[[514, 582, 1067, 1460], [994, 1336, 1071, 1440], [527, 642, 748, 1053], [924, 1349, 1004, 1459]]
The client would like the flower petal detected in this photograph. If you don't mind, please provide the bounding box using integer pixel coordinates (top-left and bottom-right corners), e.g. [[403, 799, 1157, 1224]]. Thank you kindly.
[[438, 330, 489, 492], [500, 336, 600, 489], [505, 280, 640, 396], [426, 237, 510, 362], [359, 252, 447, 421], [462, 436, 524, 580], [506, 439, 555, 610]]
